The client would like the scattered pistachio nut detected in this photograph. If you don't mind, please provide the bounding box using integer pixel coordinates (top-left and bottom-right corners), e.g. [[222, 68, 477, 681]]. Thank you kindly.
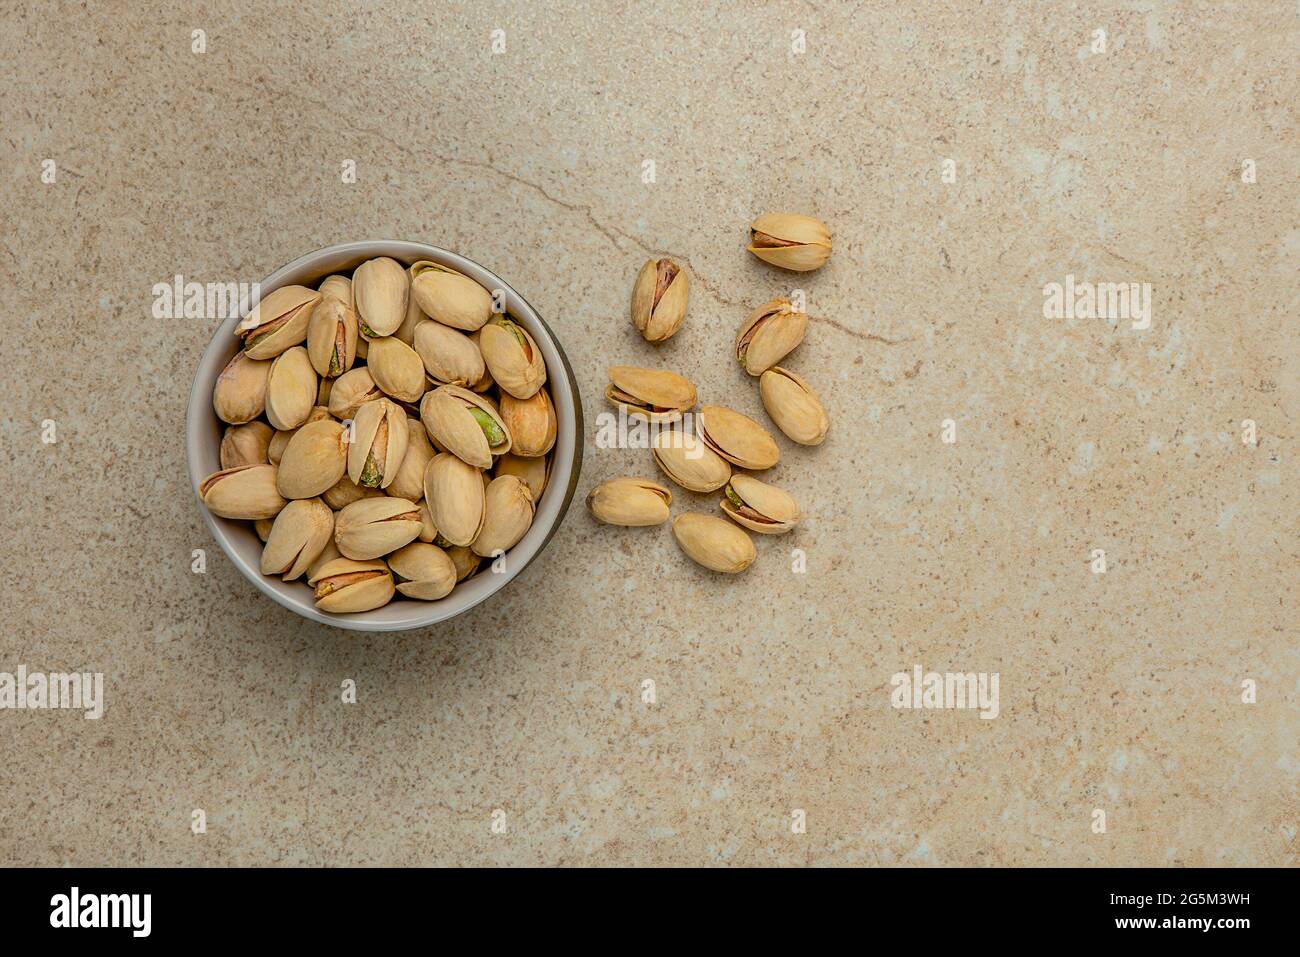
[[237, 285, 320, 359], [631, 257, 689, 342], [736, 298, 807, 375], [261, 497, 334, 580], [672, 513, 756, 573], [697, 405, 780, 470], [410, 261, 494, 331], [604, 366, 696, 423], [479, 316, 546, 399], [747, 213, 832, 272], [353, 256, 410, 339], [309, 558, 394, 613], [347, 398, 409, 489], [587, 477, 672, 527], [334, 496, 423, 561], [719, 475, 799, 535], [198, 464, 287, 520], [472, 475, 535, 557], [759, 367, 829, 445], [651, 429, 731, 493], [499, 389, 556, 458], [420, 385, 512, 469]]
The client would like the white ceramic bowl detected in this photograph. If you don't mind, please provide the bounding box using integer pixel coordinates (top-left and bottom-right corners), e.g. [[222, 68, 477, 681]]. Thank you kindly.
[[186, 241, 583, 631]]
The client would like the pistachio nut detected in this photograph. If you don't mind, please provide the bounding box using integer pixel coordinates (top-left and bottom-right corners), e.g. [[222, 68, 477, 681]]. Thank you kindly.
[[261, 497, 334, 580], [423, 452, 486, 548], [672, 513, 756, 573], [355, 336, 368, 360], [198, 464, 288, 520], [413, 318, 486, 387], [417, 500, 438, 543], [494, 452, 549, 501], [220, 421, 273, 469], [651, 429, 731, 493], [736, 298, 807, 375], [267, 405, 332, 466], [631, 257, 689, 342], [353, 256, 409, 339], [719, 475, 799, 535], [395, 263, 427, 344], [697, 405, 780, 470], [386, 416, 435, 502], [478, 317, 546, 399], [759, 367, 829, 446], [306, 295, 359, 378], [365, 334, 426, 403], [471, 475, 535, 557], [747, 213, 832, 272], [409, 261, 493, 331], [265, 346, 319, 431], [347, 398, 409, 489], [213, 351, 271, 424], [444, 544, 481, 582], [237, 285, 320, 359], [387, 542, 457, 600], [605, 365, 696, 423], [309, 557, 394, 613], [334, 496, 422, 561], [322, 474, 385, 510], [467, 329, 495, 392], [254, 518, 275, 542], [276, 418, 349, 499], [316, 376, 333, 406], [587, 477, 671, 527], [499, 389, 556, 458], [305, 537, 342, 581], [420, 385, 512, 469], [318, 273, 353, 305], [327, 367, 382, 420]]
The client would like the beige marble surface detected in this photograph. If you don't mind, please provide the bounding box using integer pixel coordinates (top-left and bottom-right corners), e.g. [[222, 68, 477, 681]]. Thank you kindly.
[[1, 1, 1295, 866]]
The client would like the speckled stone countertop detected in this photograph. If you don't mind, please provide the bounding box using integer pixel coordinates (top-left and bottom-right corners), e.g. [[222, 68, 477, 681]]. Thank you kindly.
[[0, 1, 1294, 866]]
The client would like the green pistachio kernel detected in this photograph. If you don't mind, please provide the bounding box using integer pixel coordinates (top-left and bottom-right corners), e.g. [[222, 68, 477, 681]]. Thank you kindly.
[[469, 408, 506, 447], [359, 450, 382, 487], [725, 485, 745, 509]]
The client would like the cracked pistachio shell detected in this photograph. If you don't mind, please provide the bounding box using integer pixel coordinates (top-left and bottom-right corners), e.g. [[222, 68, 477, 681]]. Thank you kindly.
[[499, 389, 556, 458], [387, 542, 457, 600], [265, 346, 319, 431], [276, 418, 349, 499], [237, 285, 319, 359], [759, 367, 829, 446], [353, 256, 409, 339], [423, 452, 486, 548], [307, 295, 359, 378], [747, 213, 832, 272], [478, 317, 546, 399], [322, 474, 385, 510], [631, 258, 689, 342], [472, 475, 534, 557], [220, 421, 273, 469], [736, 299, 808, 375], [213, 351, 271, 424], [651, 430, 731, 493], [672, 513, 756, 573], [698, 405, 780, 470], [413, 318, 486, 388], [720, 475, 800, 535], [416, 500, 437, 543], [334, 496, 422, 561], [605, 366, 696, 423], [587, 477, 671, 527], [387, 417, 435, 502], [327, 367, 382, 421], [348, 398, 409, 489], [445, 544, 481, 582], [410, 261, 493, 331], [199, 464, 287, 520], [309, 557, 394, 613], [420, 385, 512, 469], [366, 335, 426, 403], [495, 453, 549, 501], [261, 497, 334, 580]]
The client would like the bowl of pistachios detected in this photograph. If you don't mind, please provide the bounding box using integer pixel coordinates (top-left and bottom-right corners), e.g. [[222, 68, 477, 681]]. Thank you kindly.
[[186, 241, 583, 631]]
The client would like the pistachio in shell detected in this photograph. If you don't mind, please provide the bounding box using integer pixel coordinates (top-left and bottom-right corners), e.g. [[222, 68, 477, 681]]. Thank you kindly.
[[322, 473, 385, 510], [697, 405, 780, 470], [261, 497, 334, 579], [305, 537, 342, 582], [747, 213, 832, 272], [347, 398, 409, 489], [672, 513, 756, 573], [631, 257, 689, 342], [387, 542, 457, 600], [237, 285, 320, 359], [276, 418, 349, 499], [651, 429, 731, 493], [309, 557, 394, 613], [416, 500, 438, 543], [318, 274, 354, 308], [352, 256, 409, 339], [423, 452, 486, 548], [413, 318, 485, 387], [334, 496, 422, 561], [268, 405, 333, 466], [736, 299, 807, 375], [254, 518, 275, 542], [213, 351, 271, 424], [307, 295, 358, 378], [759, 367, 829, 446], [471, 475, 534, 557], [198, 464, 287, 520], [444, 544, 481, 582], [420, 385, 512, 469], [395, 263, 428, 344], [499, 389, 556, 458], [478, 316, 546, 399], [265, 346, 319, 431], [386, 416, 435, 502], [604, 366, 696, 423], [327, 367, 382, 421], [467, 329, 495, 392], [220, 420, 273, 469], [366, 334, 426, 403], [494, 452, 549, 501], [719, 475, 799, 535], [587, 477, 671, 527], [409, 261, 493, 331]]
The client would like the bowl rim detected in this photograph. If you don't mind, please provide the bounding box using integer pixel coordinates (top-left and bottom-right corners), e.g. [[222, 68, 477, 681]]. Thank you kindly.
[[186, 240, 583, 632]]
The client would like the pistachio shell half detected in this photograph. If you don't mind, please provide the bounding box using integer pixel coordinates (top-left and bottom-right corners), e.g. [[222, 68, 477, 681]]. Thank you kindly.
[[420, 385, 512, 469], [220, 421, 273, 469], [423, 452, 486, 548], [276, 418, 349, 499], [347, 398, 409, 489], [499, 389, 556, 458], [327, 367, 382, 420], [759, 367, 829, 446], [697, 405, 780, 470], [651, 429, 731, 493], [386, 417, 435, 502], [494, 453, 549, 501], [261, 497, 334, 579], [199, 464, 287, 520], [309, 558, 394, 613], [334, 496, 422, 560], [213, 351, 271, 424], [478, 317, 546, 399], [237, 285, 320, 359], [387, 542, 457, 600], [587, 477, 671, 527], [306, 295, 359, 378], [747, 213, 832, 272], [631, 258, 689, 342], [720, 475, 799, 535], [471, 475, 535, 557], [672, 513, 756, 573], [265, 346, 319, 431], [605, 366, 696, 423], [365, 335, 426, 403], [736, 299, 807, 375], [353, 256, 410, 339], [410, 261, 493, 331]]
